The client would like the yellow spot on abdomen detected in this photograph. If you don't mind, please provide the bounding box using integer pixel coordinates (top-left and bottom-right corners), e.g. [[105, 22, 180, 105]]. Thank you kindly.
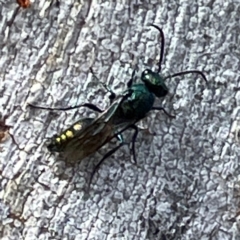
[[66, 130, 74, 138], [73, 123, 82, 131], [61, 134, 67, 141]]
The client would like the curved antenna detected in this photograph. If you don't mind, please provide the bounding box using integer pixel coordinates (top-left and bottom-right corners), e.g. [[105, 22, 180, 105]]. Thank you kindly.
[[150, 24, 165, 73], [164, 70, 208, 84]]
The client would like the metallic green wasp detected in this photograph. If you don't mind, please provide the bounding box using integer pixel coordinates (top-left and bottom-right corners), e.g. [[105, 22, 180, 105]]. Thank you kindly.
[[30, 73, 174, 187], [30, 24, 207, 187], [80, 24, 208, 170]]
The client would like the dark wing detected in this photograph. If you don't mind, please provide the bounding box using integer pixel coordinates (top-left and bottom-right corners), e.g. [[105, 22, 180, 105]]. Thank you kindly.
[[57, 99, 124, 163]]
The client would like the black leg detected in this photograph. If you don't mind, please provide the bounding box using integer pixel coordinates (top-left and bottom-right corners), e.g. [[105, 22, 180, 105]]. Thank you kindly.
[[99, 82, 116, 104], [28, 103, 104, 113], [151, 107, 175, 118], [128, 124, 139, 164], [90, 68, 136, 104], [127, 69, 136, 88], [88, 142, 127, 189], [90, 67, 116, 104]]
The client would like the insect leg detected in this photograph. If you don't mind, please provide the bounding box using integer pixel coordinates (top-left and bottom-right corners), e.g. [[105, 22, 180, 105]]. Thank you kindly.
[[88, 142, 127, 189], [90, 67, 116, 104], [151, 107, 176, 118], [100, 69, 136, 102], [28, 103, 104, 113], [127, 69, 136, 88], [106, 88, 116, 104], [128, 124, 139, 164], [115, 126, 138, 165]]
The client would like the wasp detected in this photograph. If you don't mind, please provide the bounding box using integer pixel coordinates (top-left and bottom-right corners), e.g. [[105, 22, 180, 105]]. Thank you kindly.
[[76, 24, 208, 165], [30, 25, 207, 187]]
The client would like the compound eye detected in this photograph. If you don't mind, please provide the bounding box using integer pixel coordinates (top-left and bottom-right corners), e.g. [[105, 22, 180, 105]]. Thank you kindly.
[[144, 74, 150, 80], [143, 69, 149, 76], [142, 69, 150, 80]]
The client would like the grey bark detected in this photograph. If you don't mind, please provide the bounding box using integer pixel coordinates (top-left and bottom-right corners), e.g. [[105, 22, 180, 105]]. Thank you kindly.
[[1, 0, 240, 239]]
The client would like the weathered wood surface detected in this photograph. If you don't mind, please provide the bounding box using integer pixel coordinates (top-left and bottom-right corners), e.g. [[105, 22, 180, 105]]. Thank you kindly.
[[1, 1, 240, 239]]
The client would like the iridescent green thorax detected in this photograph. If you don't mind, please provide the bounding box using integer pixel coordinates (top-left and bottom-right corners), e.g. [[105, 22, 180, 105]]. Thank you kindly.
[[119, 83, 155, 120], [141, 69, 168, 98]]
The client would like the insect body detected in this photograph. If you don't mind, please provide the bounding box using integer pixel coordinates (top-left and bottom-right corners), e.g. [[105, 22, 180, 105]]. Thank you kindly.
[[30, 25, 207, 187], [46, 98, 130, 163], [118, 83, 155, 120], [82, 25, 208, 180]]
